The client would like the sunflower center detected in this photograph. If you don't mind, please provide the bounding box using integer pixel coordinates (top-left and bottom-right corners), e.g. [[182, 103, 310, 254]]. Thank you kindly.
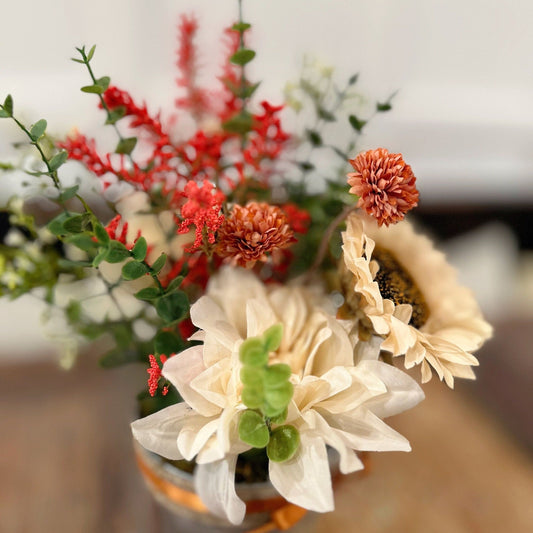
[[372, 247, 429, 328]]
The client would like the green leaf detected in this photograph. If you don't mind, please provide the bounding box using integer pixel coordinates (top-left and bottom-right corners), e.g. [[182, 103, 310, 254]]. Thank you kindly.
[[0, 109, 10, 118], [134, 287, 161, 301], [165, 275, 184, 294], [232, 22, 251, 32], [71, 57, 85, 64], [30, 119, 47, 141], [297, 161, 315, 172], [122, 260, 149, 280], [239, 410, 269, 448], [348, 73, 359, 85], [348, 115, 366, 132], [3, 95, 13, 116], [263, 323, 283, 353], [265, 381, 293, 410], [93, 222, 110, 245], [115, 137, 137, 155], [81, 84, 105, 94], [269, 407, 288, 425], [317, 107, 336, 122], [263, 403, 286, 419], [92, 248, 108, 267], [306, 129, 322, 147], [87, 44, 96, 62], [47, 212, 73, 235], [222, 111, 254, 135], [96, 76, 110, 92], [155, 291, 189, 324], [230, 49, 256, 66], [63, 214, 89, 234], [131, 236, 147, 261], [264, 364, 291, 389], [64, 233, 97, 252], [240, 337, 268, 367], [154, 330, 185, 356], [241, 385, 265, 410], [151, 253, 167, 274], [59, 185, 79, 202], [106, 106, 126, 125], [48, 150, 68, 171], [241, 82, 261, 99], [376, 102, 392, 112], [267, 425, 300, 462], [106, 240, 130, 263], [240, 366, 265, 387], [65, 300, 82, 323]]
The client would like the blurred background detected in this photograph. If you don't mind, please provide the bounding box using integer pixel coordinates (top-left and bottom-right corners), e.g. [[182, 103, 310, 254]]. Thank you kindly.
[[1, 1, 532, 532]]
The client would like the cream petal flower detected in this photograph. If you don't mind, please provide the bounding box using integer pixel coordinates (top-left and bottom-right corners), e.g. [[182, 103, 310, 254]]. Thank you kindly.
[[341, 212, 493, 388], [132, 266, 424, 524]]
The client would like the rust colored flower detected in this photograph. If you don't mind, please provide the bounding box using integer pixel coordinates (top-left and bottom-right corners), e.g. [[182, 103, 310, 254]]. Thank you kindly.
[[216, 202, 295, 269], [347, 148, 419, 226]]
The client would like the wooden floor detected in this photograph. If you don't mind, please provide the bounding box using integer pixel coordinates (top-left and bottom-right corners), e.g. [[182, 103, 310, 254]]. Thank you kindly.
[[2, 321, 533, 533]]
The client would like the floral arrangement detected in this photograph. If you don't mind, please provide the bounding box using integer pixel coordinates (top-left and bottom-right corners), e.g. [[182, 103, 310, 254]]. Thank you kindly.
[[0, 1, 491, 527]]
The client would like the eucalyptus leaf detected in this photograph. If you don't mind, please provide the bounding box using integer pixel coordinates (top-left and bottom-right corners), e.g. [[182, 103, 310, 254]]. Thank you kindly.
[[134, 287, 161, 301], [267, 425, 300, 462], [105, 240, 130, 263], [151, 253, 167, 274], [122, 260, 149, 280], [131, 236, 147, 261], [115, 137, 137, 155], [48, 150, 68, 171], [3, 95, 13, 116], [30, 119, 47, 141], [348, 115, 366, 132], [87, 44, 96, 62], [238, 410, 269, 448], [240, 337, 268, 367], [230, 49, 256, 66], [155, 291, 189, 324]]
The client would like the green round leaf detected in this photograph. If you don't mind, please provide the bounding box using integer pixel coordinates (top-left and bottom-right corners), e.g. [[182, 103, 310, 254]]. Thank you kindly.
[[264, 381, 293, 410], [267, 425, 300, 462], [134, 287, 161, 301], [264, 364, 291, 389], [230, 49, 256, 66], [269, 407, 288, 425], [122, 260, 149, 280], [155, 291, 189, 324], [240, 366, 264, 387], [30, 119, 47, 141], [263, 323, 283, 353], [48, 150, 68, 171], [239, 337, 268, 366], [238, 410, 269, 448], [241, 384, 264, 409], [154, 330, 185, 356], [106, 240, 131, 263]]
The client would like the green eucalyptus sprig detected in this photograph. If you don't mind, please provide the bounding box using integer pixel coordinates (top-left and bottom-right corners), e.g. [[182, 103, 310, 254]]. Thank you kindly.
[[73, 45, 137, 156], [221, 0, 260, 136], [46, 210, 189, 328], [238, 324, 300, 463], [0, 94, 70, 196]]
